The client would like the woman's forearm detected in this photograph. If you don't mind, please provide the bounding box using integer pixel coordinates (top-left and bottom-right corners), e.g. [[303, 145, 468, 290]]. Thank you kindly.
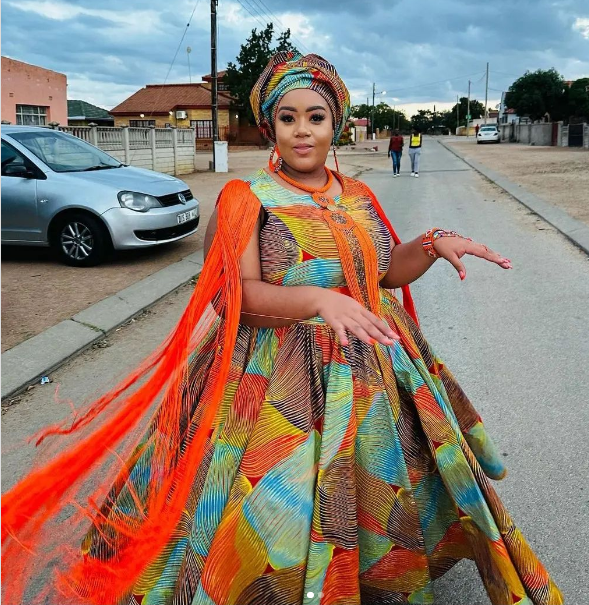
[[380, 235, 436, 289], [240, 280, 325, 328]]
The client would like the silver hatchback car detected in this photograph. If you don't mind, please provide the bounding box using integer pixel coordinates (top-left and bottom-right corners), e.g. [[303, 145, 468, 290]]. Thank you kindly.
[[1, 126, 200, 266]]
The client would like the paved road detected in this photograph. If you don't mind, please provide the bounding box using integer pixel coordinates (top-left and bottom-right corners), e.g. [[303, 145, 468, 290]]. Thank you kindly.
[[3, 140, 587, 603]]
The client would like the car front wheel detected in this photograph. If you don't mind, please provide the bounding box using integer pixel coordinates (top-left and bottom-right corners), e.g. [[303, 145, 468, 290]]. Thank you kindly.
[[53, 213, 111, 266]]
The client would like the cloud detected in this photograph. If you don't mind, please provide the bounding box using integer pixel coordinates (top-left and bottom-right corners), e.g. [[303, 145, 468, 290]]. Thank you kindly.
[[573, 17, 589, 38], [2, 0, 588, 115]]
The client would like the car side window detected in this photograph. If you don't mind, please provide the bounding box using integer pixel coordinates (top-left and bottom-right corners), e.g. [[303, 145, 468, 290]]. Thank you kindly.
[[1, 140, 28, 177]]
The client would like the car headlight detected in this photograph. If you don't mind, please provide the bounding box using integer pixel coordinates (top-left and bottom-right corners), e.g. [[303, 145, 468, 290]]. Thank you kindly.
[[118, 191, 162, 212]]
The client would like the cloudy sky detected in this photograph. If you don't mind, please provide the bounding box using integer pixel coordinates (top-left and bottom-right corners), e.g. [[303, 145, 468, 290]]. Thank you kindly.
[[3, 0, 589, 117]]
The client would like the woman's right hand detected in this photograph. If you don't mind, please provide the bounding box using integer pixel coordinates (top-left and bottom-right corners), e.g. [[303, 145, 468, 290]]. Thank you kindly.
[[315, 290, 400, 347]]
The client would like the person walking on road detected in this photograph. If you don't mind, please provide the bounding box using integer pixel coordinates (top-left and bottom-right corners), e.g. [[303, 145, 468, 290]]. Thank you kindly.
[[2, 52, 563, 605], [409, 126, 422, 177], [387, 128, 404, 176]]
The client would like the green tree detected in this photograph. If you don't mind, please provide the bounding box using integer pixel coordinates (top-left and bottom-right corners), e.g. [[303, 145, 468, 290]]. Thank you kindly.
[[410, 109, 434, 131], [351, 102, 410, 132], [351, 103, 371, 119], [567, 78, 589, 119], [504, 68, 567, 121], [225, 24, 297, 125], [442, 97, 484, 132]]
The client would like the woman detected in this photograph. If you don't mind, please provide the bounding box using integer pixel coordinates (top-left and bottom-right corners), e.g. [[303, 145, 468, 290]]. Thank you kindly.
[[387, 128, 404, 176], [408, 126, 422, 177], [2, 53, 562, 605]]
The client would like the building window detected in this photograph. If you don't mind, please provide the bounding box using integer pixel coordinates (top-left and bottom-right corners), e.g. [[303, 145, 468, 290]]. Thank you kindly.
[[191, 120, 213, 138], [129, 119, 156, 127], [16, 105, 48, 126], [218, 83, 230, 92]]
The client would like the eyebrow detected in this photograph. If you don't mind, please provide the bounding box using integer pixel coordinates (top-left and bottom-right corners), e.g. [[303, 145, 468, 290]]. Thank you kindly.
[[277, 105, 327, 113]]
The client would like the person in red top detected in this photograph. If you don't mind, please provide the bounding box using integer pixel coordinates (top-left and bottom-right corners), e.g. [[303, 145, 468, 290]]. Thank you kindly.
[[387, 128, 404, 177]]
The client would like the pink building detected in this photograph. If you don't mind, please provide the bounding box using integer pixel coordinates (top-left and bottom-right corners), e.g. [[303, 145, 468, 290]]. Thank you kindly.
[[1, 57, 67, 126]]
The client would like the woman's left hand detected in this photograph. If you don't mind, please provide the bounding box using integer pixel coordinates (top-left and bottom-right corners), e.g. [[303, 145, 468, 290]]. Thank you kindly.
[[433, 237, 512, 280]]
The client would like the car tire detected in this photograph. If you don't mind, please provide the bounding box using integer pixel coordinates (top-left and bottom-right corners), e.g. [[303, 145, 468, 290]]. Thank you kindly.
[[52, 212, 111, 267]]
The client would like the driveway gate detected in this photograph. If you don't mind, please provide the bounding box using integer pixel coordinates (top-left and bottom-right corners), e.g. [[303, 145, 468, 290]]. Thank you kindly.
[[568, 124, 584, 147]]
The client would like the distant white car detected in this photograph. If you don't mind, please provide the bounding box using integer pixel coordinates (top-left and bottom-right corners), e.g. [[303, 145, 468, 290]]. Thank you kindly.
[[477, 125, 500, 144]]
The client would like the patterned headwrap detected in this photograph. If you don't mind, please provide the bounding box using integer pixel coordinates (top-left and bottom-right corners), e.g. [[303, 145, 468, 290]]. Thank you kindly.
[[250, 51, 351, 144]]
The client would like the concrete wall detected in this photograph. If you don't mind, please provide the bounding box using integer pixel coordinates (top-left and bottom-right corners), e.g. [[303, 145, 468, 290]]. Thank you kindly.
[[499, 122, 553, 146], [58, 125, 196, 176], [1, 57, 68, 125], [530, 123, 552, 146]]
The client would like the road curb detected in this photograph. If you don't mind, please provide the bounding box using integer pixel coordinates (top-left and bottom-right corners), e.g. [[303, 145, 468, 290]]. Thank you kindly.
[[439, 140, 589, 256], [1, 249, 204, 401]]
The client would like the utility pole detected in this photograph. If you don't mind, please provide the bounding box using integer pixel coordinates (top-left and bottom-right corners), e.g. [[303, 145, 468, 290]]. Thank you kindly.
[[210, 0, 218, 171], [484, 61, 489, 124], [466, 79, 471, 137], [456, 94, 459, 135], [371, 83, 376, 140]]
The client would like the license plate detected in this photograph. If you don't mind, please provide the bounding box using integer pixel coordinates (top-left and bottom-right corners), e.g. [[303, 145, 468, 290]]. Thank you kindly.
[[177, 209, 196, 224]]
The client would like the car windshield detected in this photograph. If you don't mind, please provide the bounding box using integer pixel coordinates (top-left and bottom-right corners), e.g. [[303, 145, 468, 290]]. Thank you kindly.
[[9, 130, 122, 172], [480, 127, 497, 132]]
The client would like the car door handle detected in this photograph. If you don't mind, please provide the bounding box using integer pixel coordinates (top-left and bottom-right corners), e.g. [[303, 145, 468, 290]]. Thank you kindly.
[[39, 199, 49, 204]]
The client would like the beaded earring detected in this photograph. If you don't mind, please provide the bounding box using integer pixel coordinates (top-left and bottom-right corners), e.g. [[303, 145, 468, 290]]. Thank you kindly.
[[332, 144, 340, 172], [269, 145, 283, 172]]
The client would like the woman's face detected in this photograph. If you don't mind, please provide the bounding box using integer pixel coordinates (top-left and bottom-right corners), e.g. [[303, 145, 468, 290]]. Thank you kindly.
[[274, 88, 335, 173]]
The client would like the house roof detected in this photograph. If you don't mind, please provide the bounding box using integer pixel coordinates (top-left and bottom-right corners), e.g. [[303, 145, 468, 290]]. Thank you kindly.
[[110, 83, 232, 115], [68, 99, 112, 120], [202, 70, 227, 81]]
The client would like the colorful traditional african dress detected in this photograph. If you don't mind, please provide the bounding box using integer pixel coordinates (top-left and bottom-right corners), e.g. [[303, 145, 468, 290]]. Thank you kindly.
[[85, 170, 562, 605]]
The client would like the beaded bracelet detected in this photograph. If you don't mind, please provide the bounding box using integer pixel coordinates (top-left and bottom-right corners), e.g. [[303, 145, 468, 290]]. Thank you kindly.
[[422, 228, 466, 259]]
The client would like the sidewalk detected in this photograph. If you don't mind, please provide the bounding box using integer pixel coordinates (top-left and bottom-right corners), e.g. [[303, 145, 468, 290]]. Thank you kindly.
[[444, 138, 589, 227], [440, 139, 589, 256]]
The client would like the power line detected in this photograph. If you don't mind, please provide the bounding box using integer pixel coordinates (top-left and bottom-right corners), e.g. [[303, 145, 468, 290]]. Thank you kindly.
[[234, 0, 270, 31], [490, 69, 522, 79], [145, 0, 203, 118], [251, 0, 311, 54], [239, 0, 310, 54]]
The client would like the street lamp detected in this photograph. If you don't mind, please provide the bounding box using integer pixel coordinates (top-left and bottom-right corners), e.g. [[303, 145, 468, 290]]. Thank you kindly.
[[371, 84, 386, 140]]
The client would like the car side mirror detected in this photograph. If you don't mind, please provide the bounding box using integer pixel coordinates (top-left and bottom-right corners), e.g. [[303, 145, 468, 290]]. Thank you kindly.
[[3, 164, 32, 178]]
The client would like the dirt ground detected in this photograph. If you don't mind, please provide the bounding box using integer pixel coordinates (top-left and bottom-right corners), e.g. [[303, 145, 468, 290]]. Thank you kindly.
[[0, 148, 370, 352], [447, 139, 589, 226]]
